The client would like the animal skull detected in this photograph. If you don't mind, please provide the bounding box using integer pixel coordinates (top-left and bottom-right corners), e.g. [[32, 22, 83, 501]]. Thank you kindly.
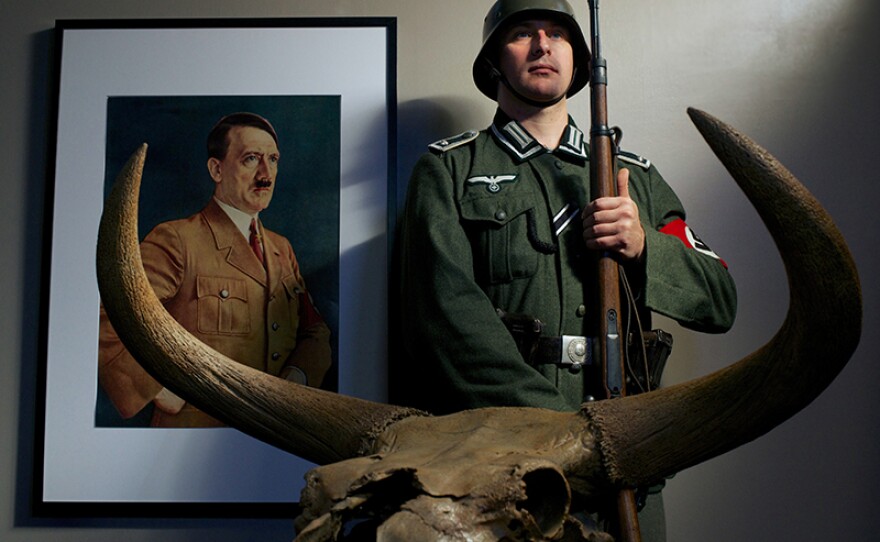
[[295, 407, 609, 541], [96, 109, 862, 541]]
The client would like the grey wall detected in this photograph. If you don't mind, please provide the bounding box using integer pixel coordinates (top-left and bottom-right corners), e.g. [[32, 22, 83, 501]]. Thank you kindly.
[[3, 0, 878, 540]]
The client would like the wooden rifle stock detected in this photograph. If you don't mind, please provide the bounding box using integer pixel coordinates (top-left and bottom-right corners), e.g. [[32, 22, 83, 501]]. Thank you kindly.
[[586, 1, 642, 540]]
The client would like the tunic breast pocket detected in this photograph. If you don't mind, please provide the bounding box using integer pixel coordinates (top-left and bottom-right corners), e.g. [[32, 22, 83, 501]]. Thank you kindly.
[[461, 196, 541, 284], [196, 276, 251, 335]]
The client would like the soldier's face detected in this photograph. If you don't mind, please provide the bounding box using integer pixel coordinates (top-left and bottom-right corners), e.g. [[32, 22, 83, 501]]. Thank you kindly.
[[208, 126, 280, 214], [498, 19, 574, 103]]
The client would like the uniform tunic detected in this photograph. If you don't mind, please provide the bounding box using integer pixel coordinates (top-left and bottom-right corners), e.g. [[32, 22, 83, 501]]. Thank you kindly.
[[395, 110, 736, 414]]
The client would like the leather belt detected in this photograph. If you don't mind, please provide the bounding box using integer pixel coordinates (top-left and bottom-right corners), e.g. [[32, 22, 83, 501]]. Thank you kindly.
[[531, 335, 594, 369]]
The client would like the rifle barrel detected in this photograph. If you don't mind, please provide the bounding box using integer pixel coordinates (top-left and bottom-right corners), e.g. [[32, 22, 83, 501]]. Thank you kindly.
[[586, 1, 643, 540]]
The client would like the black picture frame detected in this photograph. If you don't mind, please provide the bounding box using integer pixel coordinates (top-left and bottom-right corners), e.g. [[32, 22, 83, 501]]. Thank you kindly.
[[35, 17, 397, 518]]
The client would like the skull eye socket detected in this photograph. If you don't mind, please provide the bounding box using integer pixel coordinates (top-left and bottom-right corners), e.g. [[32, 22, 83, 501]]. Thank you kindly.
[[518, 467, 571, 537]]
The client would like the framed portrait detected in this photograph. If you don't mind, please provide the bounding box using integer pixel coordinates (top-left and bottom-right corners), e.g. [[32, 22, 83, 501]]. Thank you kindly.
[[36, 18, 396, 517]]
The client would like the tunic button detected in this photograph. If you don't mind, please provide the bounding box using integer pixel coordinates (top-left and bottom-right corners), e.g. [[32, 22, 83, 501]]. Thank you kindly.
[[219, 289, 229, 299], [272, 322, 280, 331], [271, 352, 281, 361], [495, 210, 507, 221], [555, 160, 564, 170], [576, 304, 586, 317]]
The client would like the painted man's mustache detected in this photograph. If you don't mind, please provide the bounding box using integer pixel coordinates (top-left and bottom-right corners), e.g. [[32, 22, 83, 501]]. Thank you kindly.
[[255, 179, 272, 188]]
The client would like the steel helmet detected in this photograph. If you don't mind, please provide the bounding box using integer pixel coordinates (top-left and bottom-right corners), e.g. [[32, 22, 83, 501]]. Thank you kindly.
[[473, 0, 591, 102]]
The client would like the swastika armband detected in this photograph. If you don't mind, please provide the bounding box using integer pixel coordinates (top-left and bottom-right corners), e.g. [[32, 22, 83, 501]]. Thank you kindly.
[[660, 218, 728, 268]]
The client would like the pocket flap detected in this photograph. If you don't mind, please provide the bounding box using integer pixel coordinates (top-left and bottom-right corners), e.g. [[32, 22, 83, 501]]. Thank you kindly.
[[197, 276, 248, 302], [281, 273, 304, 298], [460, 196, 533, 226]]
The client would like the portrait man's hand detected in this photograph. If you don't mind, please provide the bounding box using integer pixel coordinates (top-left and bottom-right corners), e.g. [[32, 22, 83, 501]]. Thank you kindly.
[[153, 387, 186, 414]]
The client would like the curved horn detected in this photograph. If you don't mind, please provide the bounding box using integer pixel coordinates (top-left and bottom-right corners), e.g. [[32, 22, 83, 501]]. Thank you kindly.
[[96, 144, 425, 465], [586, 109, 862, 487]]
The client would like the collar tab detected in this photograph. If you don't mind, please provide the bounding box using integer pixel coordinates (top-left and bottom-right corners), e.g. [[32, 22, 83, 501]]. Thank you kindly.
[[490, 111, 587, 162]]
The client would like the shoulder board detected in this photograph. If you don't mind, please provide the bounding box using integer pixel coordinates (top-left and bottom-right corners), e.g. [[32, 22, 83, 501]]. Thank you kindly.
[[428, 130, 479, 154], [617, 150, 651, 170]]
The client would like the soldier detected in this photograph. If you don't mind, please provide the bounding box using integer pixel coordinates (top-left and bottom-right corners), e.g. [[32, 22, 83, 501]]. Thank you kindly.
[[393, 0, 737, 539]]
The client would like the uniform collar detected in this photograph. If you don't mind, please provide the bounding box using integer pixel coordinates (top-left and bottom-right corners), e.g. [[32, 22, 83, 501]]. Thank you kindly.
[[214, 196, 260, 240], [490, 109, 588, 163]]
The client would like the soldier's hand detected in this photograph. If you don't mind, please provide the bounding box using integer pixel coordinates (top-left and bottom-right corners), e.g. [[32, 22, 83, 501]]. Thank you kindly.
[[153, 387, 186, 414], [581, 167, 645, 262]]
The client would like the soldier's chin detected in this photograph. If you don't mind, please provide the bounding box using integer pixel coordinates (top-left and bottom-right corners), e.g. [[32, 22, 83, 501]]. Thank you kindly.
[[518, 86, 566, 104]]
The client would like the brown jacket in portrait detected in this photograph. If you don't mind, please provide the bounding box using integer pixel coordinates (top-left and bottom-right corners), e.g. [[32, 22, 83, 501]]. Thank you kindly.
[[98, 198, 331, 427]]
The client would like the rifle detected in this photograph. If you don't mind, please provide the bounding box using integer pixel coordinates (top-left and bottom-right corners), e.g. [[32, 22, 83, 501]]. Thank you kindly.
[[586, 1, 642, 540]]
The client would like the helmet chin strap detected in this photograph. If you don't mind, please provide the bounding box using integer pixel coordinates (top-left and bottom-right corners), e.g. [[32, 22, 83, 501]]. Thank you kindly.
[[488, 59, 575, 108]]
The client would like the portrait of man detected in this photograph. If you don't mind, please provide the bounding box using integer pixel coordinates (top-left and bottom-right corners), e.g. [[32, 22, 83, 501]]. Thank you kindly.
[[96, 97, 341, 428]]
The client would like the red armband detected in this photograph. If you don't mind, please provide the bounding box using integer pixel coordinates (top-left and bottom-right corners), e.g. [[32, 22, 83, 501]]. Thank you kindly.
[[660, 218, 728, 268], [299, 291, 326, 328]]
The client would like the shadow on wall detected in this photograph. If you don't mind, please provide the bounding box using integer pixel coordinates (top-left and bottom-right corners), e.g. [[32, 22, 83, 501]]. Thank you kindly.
[[663, 1, 880, 541], [396, 97, 492, 210]]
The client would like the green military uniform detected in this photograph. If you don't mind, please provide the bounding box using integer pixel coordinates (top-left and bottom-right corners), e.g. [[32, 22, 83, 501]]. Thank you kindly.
[[394, 2, 730, 539], [395, 110, 736, 415]]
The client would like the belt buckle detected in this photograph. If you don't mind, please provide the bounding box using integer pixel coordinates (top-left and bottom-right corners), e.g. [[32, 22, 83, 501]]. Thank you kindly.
[[562, 335, 588, 370]]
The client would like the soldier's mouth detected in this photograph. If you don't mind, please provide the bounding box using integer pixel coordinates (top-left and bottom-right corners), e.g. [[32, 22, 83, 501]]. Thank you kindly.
[[529, 63, 557, 74]]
